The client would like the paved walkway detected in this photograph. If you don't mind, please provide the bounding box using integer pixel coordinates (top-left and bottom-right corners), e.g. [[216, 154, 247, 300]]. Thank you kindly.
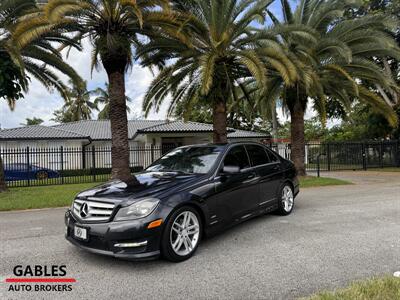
[[313, 169, 400, 185]]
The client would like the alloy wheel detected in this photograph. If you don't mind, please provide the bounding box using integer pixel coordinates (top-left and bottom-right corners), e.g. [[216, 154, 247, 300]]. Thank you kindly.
[[281, 186, 294, 212], [36, 171, 48, 180], [170, 211, 200, 256]]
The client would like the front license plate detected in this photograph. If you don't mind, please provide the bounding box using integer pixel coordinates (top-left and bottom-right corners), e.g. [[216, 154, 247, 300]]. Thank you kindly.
[[74, 226, 88, 241]]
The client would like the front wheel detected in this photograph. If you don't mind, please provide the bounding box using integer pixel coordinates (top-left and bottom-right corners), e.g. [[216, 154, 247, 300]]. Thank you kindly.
[[276, 184, 294, 215], [161, 206, 202, 262]]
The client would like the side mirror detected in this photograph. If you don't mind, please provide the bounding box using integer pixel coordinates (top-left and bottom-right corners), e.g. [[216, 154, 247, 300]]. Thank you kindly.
[[222, 165, 240, 174]]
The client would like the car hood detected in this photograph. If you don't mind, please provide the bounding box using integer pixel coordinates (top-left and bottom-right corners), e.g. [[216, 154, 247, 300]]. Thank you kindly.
[[76, 171, 204, 205]]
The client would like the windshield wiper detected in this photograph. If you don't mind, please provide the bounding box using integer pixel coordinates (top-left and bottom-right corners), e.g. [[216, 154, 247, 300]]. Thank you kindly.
[[160, 169, 192, 175]]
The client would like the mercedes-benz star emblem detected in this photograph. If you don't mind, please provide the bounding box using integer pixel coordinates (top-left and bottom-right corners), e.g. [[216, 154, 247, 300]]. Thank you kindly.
[[80, 202, 89, 218]]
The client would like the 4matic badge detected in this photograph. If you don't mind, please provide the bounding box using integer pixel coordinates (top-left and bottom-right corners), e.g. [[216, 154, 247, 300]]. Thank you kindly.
[[5, 265, 76, 292]]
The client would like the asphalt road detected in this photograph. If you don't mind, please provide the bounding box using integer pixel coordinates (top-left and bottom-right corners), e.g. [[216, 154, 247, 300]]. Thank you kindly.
[[1, 171, 399, 300]]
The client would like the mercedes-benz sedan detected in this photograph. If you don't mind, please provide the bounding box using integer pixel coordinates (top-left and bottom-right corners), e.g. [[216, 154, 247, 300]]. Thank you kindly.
[[65, 142, 299, 262]]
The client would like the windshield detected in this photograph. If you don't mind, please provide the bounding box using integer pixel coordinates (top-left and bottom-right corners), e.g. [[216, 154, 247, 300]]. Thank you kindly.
[[146, 146, 222, 174]]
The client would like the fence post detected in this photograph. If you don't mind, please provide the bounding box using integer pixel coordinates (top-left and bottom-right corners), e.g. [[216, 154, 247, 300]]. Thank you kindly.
[[327, 143, 331, 171], [396, 140, 400, 167], [151, 144, 154, 163], [60, 146, 64, 184], [26, 147, 30, 186], [362, 143, 367, 170], [92, 146, 96, 182], [380, 141, 384, 168], [82, 146, 86, 169]]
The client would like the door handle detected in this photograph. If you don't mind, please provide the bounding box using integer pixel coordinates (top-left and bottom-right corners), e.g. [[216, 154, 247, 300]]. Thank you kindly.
[[247, 173, 256, 179]]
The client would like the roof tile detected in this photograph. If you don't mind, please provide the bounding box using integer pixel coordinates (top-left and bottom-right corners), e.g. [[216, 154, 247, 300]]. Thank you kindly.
[[0, 125, 88, 140]]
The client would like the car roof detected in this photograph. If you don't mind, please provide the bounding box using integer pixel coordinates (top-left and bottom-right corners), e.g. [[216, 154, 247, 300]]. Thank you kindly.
[[177, 141, 268, 149]]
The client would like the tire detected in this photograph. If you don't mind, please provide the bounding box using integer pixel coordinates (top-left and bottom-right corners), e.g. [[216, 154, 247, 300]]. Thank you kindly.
[[36, 170, 48, 180], [161, 206, 202, 262], [276, 183, 294, 215]]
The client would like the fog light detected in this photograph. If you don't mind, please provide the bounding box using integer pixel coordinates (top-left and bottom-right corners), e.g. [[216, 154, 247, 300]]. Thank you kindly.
[[114, 241, 148, 248]]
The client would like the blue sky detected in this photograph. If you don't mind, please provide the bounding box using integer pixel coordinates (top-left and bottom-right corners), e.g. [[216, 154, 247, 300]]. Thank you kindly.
[[0, 0, 298, 129]]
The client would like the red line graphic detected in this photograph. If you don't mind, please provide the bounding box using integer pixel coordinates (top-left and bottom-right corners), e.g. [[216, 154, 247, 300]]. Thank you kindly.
[[5, 278, 76, 283]]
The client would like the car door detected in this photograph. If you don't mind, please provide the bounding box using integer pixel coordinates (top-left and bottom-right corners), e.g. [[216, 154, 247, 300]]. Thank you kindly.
[[213, 145, 261, 224], [9, 163, 27, 180], [245, 145, 283, 209]]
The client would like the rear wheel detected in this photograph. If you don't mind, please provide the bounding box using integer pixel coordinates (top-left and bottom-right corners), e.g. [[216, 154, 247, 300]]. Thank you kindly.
[[36, 170, 48, 180], [276, 184, 294, 215], [161, 206, 202, 262]]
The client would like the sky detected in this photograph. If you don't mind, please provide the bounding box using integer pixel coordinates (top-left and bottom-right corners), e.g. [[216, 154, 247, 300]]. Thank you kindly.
[[0, 0, 303, 130]]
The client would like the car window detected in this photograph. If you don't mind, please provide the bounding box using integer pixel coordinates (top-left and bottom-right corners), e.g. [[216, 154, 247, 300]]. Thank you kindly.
[[266, 148, 279, 162], [246, 145, 270, 167], [223, 146, 250, 170], [6, 163, 28, 171]]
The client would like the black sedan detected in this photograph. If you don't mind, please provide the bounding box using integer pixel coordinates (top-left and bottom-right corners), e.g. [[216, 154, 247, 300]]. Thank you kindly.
[[65, 142, 299, 262]]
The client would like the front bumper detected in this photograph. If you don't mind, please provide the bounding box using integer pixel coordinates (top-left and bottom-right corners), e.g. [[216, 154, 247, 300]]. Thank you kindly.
[[64, 210, 162, 261]]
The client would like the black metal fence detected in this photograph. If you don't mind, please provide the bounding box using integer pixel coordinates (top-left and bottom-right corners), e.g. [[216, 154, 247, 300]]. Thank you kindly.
[[1, 141, 399, 187], [269, 140, 400, 171]]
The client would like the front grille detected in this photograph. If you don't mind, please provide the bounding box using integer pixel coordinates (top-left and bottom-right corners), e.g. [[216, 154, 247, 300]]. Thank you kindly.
[[73, 198, 115, 222]]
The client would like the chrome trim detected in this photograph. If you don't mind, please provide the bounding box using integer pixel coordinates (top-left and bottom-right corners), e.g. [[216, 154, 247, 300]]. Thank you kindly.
[[114, 241, 148, 248], [72, 198, 115, 222], [259, 198, 276, 206], [240, 213, 252, 219]]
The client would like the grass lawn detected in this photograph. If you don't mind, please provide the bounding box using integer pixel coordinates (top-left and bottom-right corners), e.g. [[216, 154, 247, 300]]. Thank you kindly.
[[0, 183, 99, 211], [299, 176, 352, 188], [304, 276, 400, 300]]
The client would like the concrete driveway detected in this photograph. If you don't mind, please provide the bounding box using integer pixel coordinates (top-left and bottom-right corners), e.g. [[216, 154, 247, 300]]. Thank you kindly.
[[1, 171, 399, 299]]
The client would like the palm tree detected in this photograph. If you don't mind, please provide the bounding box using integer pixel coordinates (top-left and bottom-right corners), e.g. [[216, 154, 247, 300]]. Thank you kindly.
[[20, 117, 44, 126], [138, 0, 298, 143], [93, 84, 132, 120], [1, 0, 82, 101], [62, 80, 98, 121], [41, 0, 181, 185], [259, 0, 400, 175]]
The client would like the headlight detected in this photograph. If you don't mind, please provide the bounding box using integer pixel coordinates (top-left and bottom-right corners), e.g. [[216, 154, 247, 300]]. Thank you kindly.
[[114, 198, 160, 221]]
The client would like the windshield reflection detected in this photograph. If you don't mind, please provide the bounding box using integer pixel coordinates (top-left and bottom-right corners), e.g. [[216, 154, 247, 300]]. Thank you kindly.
[[146, 146, 222, 174]]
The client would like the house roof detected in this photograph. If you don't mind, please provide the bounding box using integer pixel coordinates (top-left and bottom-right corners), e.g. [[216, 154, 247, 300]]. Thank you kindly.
[[136, 120, 235, 134], [227, 129, 270, 139], [136, 120, 269, 139], [52, 120, 165, 140], [0, 120, 270, 141], [0, 125, 89, 140]]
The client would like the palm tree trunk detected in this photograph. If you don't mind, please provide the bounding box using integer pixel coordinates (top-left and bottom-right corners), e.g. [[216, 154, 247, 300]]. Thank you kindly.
[[105, 68, 139, 186], [271, 102, 278, 140], [289, 97, 306, 176], [0, 157, 7, 192], [213, 97, 228, 143]]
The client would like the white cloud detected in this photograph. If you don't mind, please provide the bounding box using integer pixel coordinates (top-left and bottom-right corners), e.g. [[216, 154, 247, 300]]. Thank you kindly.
[[0, 39, 167, 129]]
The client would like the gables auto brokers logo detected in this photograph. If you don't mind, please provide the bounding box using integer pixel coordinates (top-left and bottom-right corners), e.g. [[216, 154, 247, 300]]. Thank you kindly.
[[5, 265, 76, 293]]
